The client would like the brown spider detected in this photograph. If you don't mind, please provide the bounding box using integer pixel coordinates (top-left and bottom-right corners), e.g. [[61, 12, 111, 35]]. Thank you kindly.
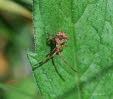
[[33, 31, 77, 72]]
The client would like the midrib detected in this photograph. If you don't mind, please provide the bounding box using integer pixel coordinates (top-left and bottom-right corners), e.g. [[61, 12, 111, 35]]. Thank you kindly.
[[71, 0, 81, 98]]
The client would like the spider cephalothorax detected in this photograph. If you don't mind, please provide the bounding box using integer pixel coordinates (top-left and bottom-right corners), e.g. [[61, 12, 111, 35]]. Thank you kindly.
[[51, 32, 69, 45]]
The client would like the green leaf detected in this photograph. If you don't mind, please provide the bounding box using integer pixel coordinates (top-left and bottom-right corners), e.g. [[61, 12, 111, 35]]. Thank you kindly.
[[28, 0, 113, 98]]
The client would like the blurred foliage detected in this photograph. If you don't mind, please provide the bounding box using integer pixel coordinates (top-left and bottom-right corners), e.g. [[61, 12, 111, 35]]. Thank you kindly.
[[0, 0, 41, 99], [0, 77, 41, 99], [12, 0, 33, 11]]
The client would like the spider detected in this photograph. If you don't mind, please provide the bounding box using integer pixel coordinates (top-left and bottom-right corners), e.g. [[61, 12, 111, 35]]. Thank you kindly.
[[33, 31, 77, 72]]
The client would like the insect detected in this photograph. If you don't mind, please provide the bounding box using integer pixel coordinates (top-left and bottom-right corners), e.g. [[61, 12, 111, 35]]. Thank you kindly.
[[33, 31, 77, 72]]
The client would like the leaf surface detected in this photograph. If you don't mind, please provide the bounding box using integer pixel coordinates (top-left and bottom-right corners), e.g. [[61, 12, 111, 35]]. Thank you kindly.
[[28, 0, 113, 98]]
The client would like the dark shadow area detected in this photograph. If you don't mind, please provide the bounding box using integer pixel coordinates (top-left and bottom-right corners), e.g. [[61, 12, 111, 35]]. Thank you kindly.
[[56, 63, 113, 98]]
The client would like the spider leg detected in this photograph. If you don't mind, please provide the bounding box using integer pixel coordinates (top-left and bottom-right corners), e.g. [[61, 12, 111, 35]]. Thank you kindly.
[[58, 53, 77, 72], [33, 51, 57, 71]]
